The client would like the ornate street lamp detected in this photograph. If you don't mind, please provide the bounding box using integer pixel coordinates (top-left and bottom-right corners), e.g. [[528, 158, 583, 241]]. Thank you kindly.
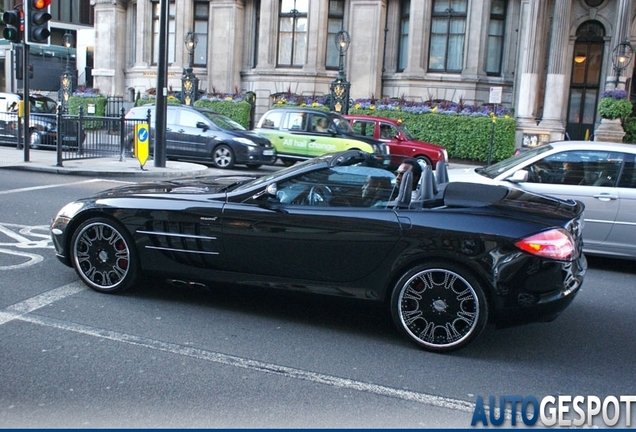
[[181, 31, 199, 106], [329, 29, 351, 114], [611, 40, 634, 88], [59, 31, 75, 110]]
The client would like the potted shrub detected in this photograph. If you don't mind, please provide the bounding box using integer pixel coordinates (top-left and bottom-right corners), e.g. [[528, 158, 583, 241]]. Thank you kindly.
[[598, 89, 632, 120], [595, 89, 633, 142]]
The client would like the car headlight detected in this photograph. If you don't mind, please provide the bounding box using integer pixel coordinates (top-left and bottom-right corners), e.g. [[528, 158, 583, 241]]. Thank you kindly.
[[234, 137, 257, 146]]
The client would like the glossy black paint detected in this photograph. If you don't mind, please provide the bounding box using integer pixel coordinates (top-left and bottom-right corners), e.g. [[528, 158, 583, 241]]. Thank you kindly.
[[51, 151, 587, 339]]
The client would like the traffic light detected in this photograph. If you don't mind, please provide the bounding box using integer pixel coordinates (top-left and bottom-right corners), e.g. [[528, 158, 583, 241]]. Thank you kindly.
[[2, 8, 23, 43], [26, 0, 52, 45]]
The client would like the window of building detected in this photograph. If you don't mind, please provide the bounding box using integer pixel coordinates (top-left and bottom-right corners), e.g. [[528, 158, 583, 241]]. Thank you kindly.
[[251, 0, 261, 68], [428, 0, 467, 72], [277, 0, 308, 67], [192, 1, 209, 67], [50, 0, 94, 25], [485, 0, 506, 75], [397, 0, 410, 72], [152, 0, 176, 65], [128, 3, 137, 67], [326, 0, 345, 70]]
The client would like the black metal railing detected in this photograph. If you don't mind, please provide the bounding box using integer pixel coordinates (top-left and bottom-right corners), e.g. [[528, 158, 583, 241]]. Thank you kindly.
[[0, 106, 154, 166]]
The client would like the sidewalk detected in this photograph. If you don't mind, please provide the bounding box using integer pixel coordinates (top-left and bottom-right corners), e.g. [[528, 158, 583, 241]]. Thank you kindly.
[[0, 145, 480, 178], [0, 145, 209, 177]]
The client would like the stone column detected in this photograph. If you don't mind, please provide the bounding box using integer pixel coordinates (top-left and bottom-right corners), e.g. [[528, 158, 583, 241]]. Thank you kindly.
[[402, 1, 426, 76], [207, 0, 244, 93], [538, 0, 571, 140], [515, 0, 546, 128], [92, 0, 127, 96], [348, 0, 385, 99], [610, 0, 634, 90]]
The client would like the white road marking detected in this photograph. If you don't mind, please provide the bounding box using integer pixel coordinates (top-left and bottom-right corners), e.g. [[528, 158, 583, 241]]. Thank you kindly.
[[0, 178, 129, 195], [0, 282, 508, 420], [0, 282, 85, 325]]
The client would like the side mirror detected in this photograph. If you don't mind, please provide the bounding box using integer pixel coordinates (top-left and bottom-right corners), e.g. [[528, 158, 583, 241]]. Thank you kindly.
[[196, 121, 209, 131], [266, 183, 278, 197], [506, 170, 529, 183]]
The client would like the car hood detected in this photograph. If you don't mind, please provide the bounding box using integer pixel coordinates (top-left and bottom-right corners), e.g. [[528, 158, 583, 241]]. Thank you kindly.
[[94, 175, 259, 198], [225, 129, 272, 145]]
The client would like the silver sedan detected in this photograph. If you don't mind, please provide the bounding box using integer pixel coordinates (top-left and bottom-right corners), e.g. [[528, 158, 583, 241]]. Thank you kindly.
[[449, 141, 636, 260]]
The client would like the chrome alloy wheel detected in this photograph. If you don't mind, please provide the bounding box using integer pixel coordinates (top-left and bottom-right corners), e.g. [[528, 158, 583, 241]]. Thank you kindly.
[[391, 263, 488, 352], [71, 218, 137, 293]]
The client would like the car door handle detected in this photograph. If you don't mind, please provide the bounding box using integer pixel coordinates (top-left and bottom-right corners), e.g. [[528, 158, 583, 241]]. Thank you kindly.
[[593, 193, 618, 201]]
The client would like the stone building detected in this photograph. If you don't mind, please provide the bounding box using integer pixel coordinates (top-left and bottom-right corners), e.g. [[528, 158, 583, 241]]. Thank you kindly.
[[6, 0, 636, 147]]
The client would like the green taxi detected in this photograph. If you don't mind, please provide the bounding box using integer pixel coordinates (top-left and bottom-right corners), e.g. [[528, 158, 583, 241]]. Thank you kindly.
[[254, 108, 389, 165]]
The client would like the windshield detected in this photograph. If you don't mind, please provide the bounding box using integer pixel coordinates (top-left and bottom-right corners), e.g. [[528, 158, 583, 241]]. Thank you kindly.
[[330, 113, 355, 133], [479, 144, 555, 178], [232, 158, 323, 192], [400, 124, 415, 140], [205, 113, 246, 131]]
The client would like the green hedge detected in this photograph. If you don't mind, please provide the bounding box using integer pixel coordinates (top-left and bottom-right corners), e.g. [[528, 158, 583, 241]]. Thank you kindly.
[[68, 95, 107, 130], [349, 108, 516, 163], [193, 99, 252, 128]]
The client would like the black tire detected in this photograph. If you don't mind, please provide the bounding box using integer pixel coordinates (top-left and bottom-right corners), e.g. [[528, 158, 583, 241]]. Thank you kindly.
[[70, 217, 139, 293], [212, 144, 235, 169], [390, 261, 488, 352], [281, 158, 296, 167]]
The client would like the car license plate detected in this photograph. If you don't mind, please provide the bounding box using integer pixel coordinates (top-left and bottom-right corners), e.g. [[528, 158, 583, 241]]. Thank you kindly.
[[263, 149, 275, 156]]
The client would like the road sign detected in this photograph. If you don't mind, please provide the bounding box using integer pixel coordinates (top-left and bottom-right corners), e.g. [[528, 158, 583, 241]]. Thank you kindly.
[[134, 124, 150, 168]]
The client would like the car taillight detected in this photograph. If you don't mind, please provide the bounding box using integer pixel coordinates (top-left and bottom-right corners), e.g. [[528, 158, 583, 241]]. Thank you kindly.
[[515, 228, 576, 261]]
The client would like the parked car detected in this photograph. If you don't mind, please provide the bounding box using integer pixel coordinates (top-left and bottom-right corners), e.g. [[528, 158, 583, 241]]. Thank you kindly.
[[254, 108, 389, 166], [51, 150, 586, 352], [0, 92, 82, 149], [344, 114, 448, 168], [448, 141, 636, 260], [125, 104, 276, 169]]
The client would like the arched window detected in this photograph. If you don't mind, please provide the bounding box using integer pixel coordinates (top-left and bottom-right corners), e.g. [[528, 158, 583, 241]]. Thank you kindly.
[[566, 21, 605, 141]]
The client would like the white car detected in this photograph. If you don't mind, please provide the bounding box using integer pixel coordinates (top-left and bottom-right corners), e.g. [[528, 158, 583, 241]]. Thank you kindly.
[[449, 141, 636, 260]]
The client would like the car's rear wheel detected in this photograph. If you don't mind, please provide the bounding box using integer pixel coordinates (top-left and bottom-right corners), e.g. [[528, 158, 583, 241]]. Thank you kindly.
[[70, 217, 139, 293], [390, 261, 488, 352], [212, 144, 235, 169], [415, 156, 433, 168]]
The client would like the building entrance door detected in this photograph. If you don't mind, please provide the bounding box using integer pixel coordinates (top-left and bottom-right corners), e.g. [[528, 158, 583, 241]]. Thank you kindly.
[[566, 21, 605, 140]]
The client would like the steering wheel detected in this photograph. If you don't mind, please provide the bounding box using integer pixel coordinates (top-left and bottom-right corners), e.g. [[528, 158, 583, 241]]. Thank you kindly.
[[306, 185, 332, 206], [529, 164, 546, 183]]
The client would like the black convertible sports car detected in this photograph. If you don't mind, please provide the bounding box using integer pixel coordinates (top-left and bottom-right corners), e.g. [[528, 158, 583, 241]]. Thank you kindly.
[[51, 151, 587, 352]]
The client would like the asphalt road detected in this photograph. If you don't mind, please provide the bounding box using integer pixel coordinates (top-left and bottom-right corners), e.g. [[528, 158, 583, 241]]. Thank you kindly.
[[1, 168, 635, 428]]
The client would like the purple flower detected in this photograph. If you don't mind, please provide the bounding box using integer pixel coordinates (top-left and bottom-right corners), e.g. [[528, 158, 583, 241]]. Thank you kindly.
[[601, 89, 628, 100]]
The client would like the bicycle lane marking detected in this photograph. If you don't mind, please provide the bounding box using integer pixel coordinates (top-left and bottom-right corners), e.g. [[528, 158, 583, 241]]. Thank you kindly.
[[0, 178, 130, 196], [0, 223, 54, 270], [0, 283, 489, 421]]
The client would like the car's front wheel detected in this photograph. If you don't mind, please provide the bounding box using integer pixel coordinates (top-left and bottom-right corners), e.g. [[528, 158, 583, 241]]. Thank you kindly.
[[70, 217, 139, 293], [29, 130, 43, 149], [212, 144, 235, 169], [390, 262, 488, 352]]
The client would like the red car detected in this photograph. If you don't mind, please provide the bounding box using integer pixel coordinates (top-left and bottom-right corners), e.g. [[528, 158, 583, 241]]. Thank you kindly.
[[344, 114, 447, 168]]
